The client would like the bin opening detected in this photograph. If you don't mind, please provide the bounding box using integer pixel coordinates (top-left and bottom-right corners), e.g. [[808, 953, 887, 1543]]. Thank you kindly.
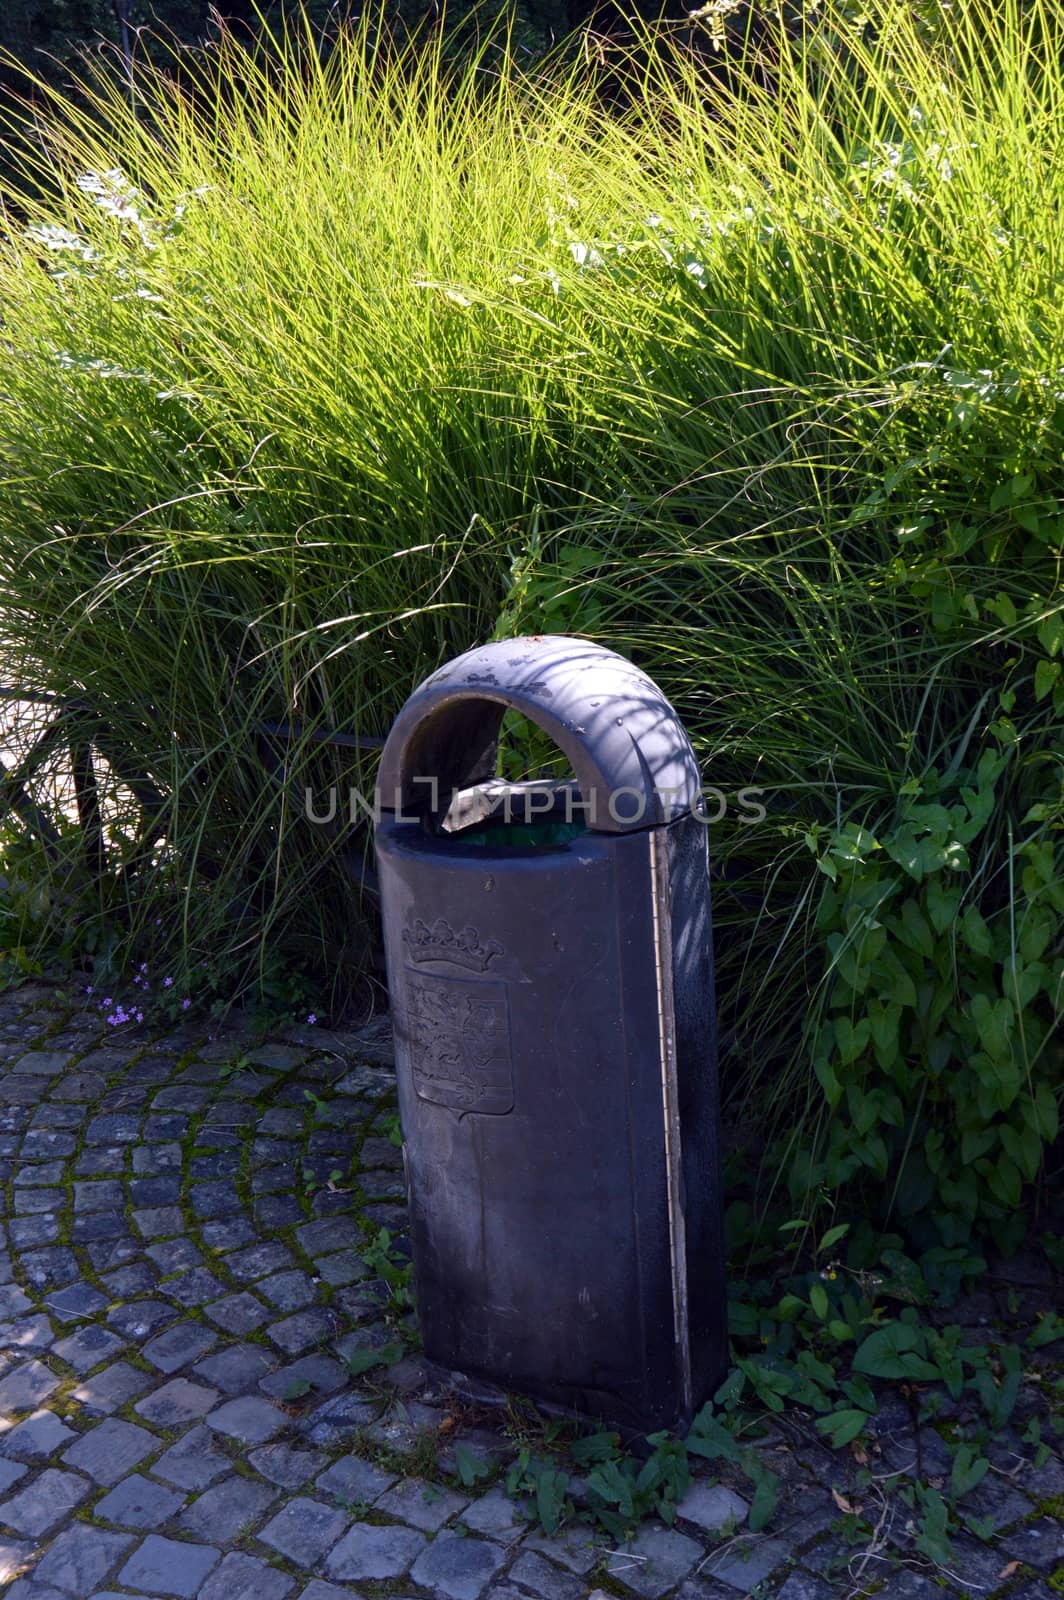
[[436, 779, 588, 849]]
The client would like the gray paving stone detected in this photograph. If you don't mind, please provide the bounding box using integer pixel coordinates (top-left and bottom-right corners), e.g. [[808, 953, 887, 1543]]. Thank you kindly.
[[268, 1309, 335, 1355], [313, 1251, 368, 1288], [0, 1289, 31, 1320], [774, 1571, 837, 1600], [85, 1115, 139, 1144], [33, 1525, 133, 1593], [61, 1415, 158, 1485], [20, 1248, 79, 1292], [178, 1474, 278, 1542], [132, 1206, 185, 1240], [259, 1271, 317, 1312], [0, 1359, 60, 1412], [72, 1213, 126, 1243], [152, 1424, 233, 1490], [94, 1472, 187, 1529], [53, 1325, 128, 1377], [146, 1239, 204, 1275], [228, 1242, 297, 1282], [294, 1219, 361, 1257], [130, 1177, 184, 1209], [117, 1533, 221, 1597], [6, 1580, 69, 1600], [252, 1164, 297, 1195], [193, 1343, 275, 1394], [133, 1141, 182, 1173], [0, 1535, 36, 1584], [248, 1043, 308, 1072], [522, 1528, 600, 1575], [101, 1263, 158, 1299], [192, 1182, 241, 1219], [135, 1377, 220, 1428], [84, 1237, 139, 1273], [459, 1487, 528, 1541], [907, 1534, 999, 1594], [0, 1408, 76, 1458], [302, 1389, 381, 1447], [200, 1218, 257, 1251], [12, 1052, 72, 1076], [190, 1150, 240, 1179], [377, 1477, 469, 1532], [1001, 1518, 1064, 1569], [606, 1528, 706, 1599], [0, 1466, 92, 1534], [143, 1321, 217, 1373], [255, 1195, 304, 1228], [153, 1087, 211, 1111], [863, 1569, 955, 1599], [0, 1312, 54, 1352], [74, 1181, 124, 1212], [199, 1551, 297, 1600], [296, 1584, 359, 1600], [314, 1453, 397, 1506], [0, 1458, 27, 1493], [700, 1536, 793, 1591], [43, 1282, 110, 1322], [508, 1551, 586, 1600], [204, 1292, 271, 1336], [251, 1442, 329, 1489], [70, 1361, 152, 1415], [409, 1533, 508, 1600], [259, 1496, 352, 1566], [108, 1300, 177, 1342], [676, 1482, 749, 1534], [260, 1355, 347, 1402], [325, 1522, 428, 1581], [957, 1476, 1034, 1534], [142, 1115, 189, 1141], [206, 1395, 286, 1444], [11, 1130, 71, 1167], [164, 1268, 226, 1308], [12, 1189, 66, 1217], [15, 1160, 66, 1185], [7, 1218, 59, 1249]]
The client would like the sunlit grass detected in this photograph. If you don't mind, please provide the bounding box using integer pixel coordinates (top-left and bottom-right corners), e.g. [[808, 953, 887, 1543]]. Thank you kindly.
[[0, 1, 1059, 1193]]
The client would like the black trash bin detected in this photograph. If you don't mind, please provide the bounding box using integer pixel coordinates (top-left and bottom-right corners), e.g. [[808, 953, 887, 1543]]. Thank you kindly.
[[374, 635, 726, 1433]]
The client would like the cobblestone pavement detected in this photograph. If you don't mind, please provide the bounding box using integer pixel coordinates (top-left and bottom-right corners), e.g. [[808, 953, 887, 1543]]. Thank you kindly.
[[0, 984, 1059, 1600]]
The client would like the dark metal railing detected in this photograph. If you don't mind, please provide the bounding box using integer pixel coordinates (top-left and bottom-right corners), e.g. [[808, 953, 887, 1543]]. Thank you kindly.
[[0, 690, 383, 896]]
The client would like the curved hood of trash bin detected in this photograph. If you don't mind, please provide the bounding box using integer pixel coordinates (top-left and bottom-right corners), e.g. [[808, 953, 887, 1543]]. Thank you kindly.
[[375, 635, 702, 834]]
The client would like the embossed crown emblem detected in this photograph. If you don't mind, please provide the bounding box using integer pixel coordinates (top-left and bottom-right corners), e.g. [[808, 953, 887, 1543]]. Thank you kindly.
[[402, 917, 504, 973]]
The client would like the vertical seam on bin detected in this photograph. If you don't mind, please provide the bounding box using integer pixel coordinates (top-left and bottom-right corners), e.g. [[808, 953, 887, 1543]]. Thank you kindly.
[[650, 828, 692, 1413]]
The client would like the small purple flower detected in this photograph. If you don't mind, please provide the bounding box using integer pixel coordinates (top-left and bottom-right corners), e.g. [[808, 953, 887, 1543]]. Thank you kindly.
[[306, 1013, 318, 1025], [102, 997, 113, 1008], [139, 962, 148, 973], [181, 997, 191, 1010], [136, 1011, 144, 1023], [163, 976, 173, 988], [85, 985, 93, 996]]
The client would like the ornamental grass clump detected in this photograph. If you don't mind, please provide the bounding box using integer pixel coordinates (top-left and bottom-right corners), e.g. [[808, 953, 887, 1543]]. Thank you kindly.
[[0, 0, 1059, 1243]]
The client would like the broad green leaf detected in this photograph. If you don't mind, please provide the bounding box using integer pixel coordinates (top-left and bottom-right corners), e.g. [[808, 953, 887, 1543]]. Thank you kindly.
[[1034, 659, 1061, 701], [925, 877, 960, 935], [815, 1409, 869, 1449], [852, 1322, 938, 1380], [746, 1467, 778, 1532], [960, 905, 994, 960], [950, 1443, 990, 1499], [818, 1222, 850, 1254]]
